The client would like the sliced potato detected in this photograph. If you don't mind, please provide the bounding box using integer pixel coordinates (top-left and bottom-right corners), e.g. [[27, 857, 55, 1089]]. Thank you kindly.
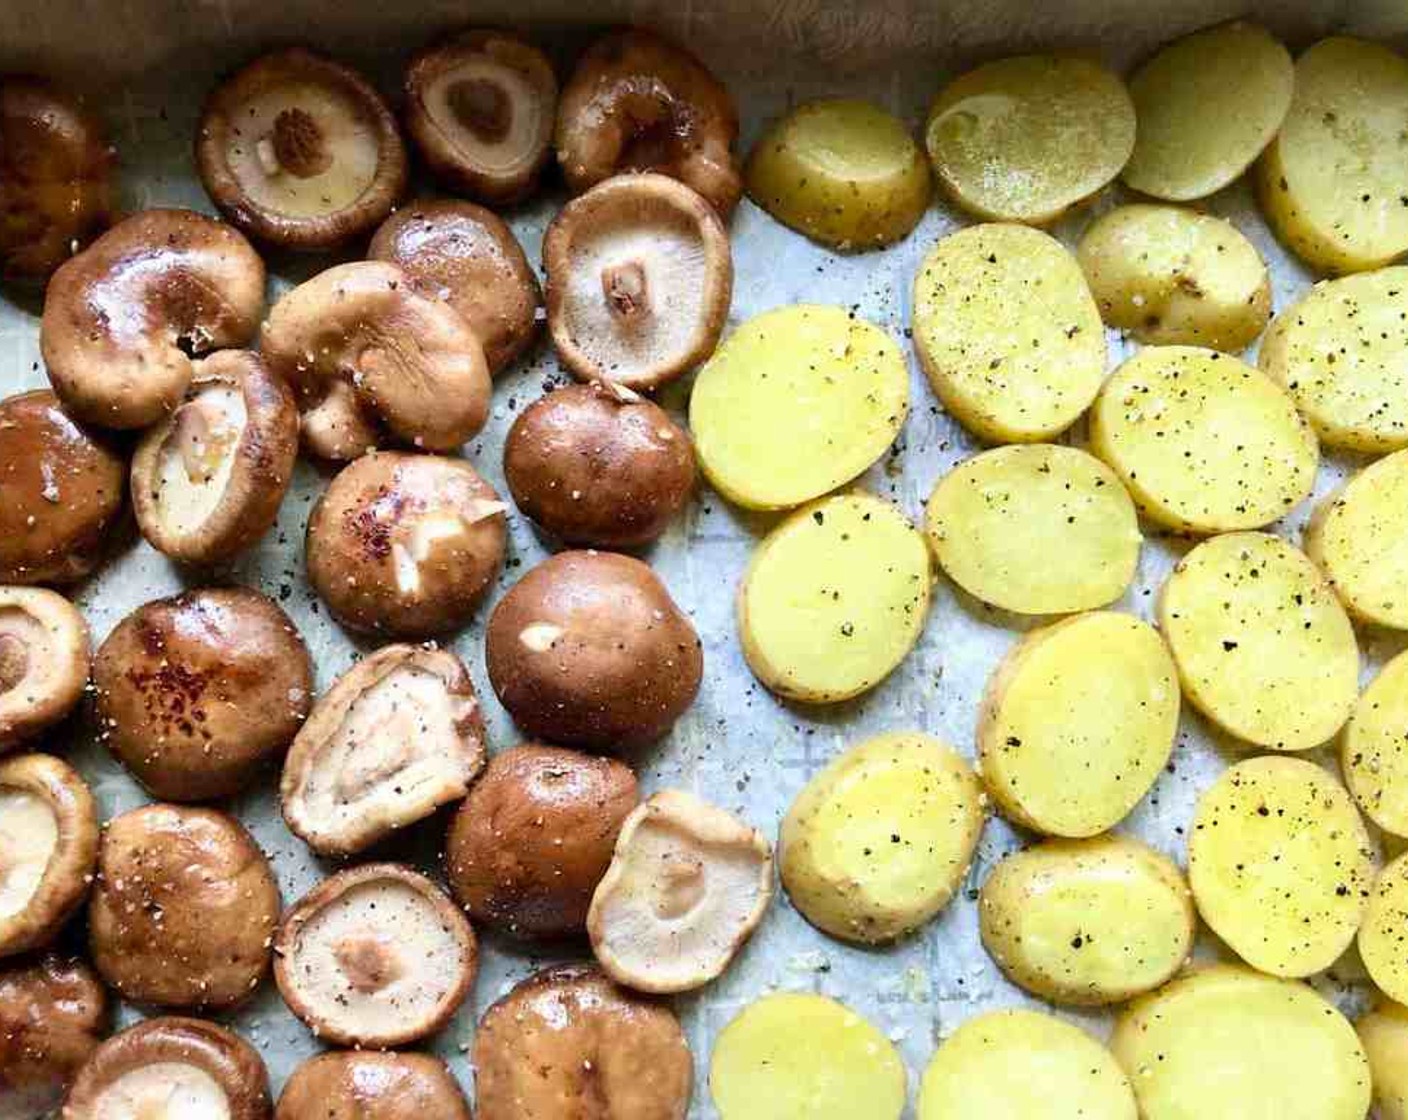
[[1361, 852, 1408, 1004], [738, 493, 930, 703], [1343, 650, 1408, 836], [1123, 21, 1293, 200], [1090, 346, 1319, 533], [1159, 532, 1359, 752], [1357, 1000, 1408, 1120], [1110, 965, 1371, 1120], [918, 1008, 1136, 1120], [979, 611, 1179, 837], [912, 224, 1106, 442], [924, 54, 1136, 225], [690, 305, 908, 510], [745, 98, 931, 250], [979, 834, 1194, 1006], [780, 731, 985, 944], [710, 992, 905, 1120], [1256, 37, 1408, 274], [1076, 204, 1271, 350], [1307, 448, 1408, 627]]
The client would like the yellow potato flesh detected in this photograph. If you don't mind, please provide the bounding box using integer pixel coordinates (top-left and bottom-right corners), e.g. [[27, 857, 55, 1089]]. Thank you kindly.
[[690, 304, 909, 510], [1307, 448, 1408, 628], [1343, 649, 1408, 836], [1361, 852, 1408, 1005], [1357, 1001, 1408, 1120]]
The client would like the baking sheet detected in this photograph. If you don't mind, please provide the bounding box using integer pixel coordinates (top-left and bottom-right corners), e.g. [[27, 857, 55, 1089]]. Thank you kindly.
[[3, 3, 1408, 1115]]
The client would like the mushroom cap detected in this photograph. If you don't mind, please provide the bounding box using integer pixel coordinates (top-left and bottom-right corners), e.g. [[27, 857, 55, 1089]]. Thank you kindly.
[[130, 350, 298, 566], [87, 803, 280, 1010], [556, 29, 741, 215], [92, 587, 312, 802], [196, 47, 407, 250], [0, 588, 90, 754], [504, 381, 696, 548], [306, 452, 507, 638], [275, 1051, 471, 1120], [40, 208, 266, 430], [485, 550, 703, 750], [543, 173, 732, 390], [0, 954, 107, 1119], [261, 260, 491, 460], [280, 643, 487, 857], [588, 789, 774, 994], [0, 754, 97, 959], [273, 863, 477, 1049], [445, 743, 639, 939], [0, 77, 113, 281], [368, 199, 542, 375], [61, 1016, 270, 1120], [404, 31, 557, 205], [473, 963, 692, 1120], [0, 390, 125, 586]]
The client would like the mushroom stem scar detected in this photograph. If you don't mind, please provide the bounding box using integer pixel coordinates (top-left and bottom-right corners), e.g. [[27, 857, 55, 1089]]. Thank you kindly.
[[0, 634, 28, 692], [267, 108, 333, 178], [447, 78, 512, 143], [602, 261, 650, 322]]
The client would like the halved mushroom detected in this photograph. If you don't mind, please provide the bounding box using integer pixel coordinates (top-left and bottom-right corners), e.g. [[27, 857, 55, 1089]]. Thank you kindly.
[[0, 754, 97, 958], [196, 47, 407, 250], [41, 209, 265, 430], [281, 644, 486, 856], [261, 261, 490, 460], [404, 31, 557, 205], [93, 588, 312, 801], [306, 452, 507, 638], [62, 1017, 270, 1120], [544, 173, 732, 390], [275, 1051, 471, 1120], [273, 863, 477, 1049], [87, 804, 280, 1010], [556, 28, 741, 215], [0, 954, 107, 1120], [368, 199, 542, 375], [0, 588, 89, 753], [0, 77, 113, 280], [588, 789, 773, 994]]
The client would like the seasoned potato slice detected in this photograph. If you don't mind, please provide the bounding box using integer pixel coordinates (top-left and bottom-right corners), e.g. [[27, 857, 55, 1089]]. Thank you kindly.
[[918, 1009, 1136, 1120], [1257, 37, 1408, 274], [1187, 755, 1374, 977], [979, 612, 1179, 837], [1090, 346, 1318, 533], [1076, 205, 1271, 350], [1260, 268, 1408, 452], [979, 835, 1194, 1006], [1160, 533, 1359, 751], [710, 992, 905, 1120], [912, 224, 1106, 442], [1343, 650, 1408, 836], [924, 55, 1135, 225], [1307, 449, 1408, 627], [1111, 966, 1371, 1120], [745, 99, 931, 250], [738, 493, 930, 703], [925, 445, 1140, 615], [1357, 1001, 1408, 1120], [1123, 21, 1293, 200], [1361, 853, 1408, 1005], [690, 305, 908, 510], [780, 731, 985, 944]]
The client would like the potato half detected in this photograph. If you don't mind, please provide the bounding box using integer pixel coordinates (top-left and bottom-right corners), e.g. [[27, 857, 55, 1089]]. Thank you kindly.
[[1343, 650, 1408, 836], [1307, 448, 1408, 628], [1361, 852, 1408, 1005], [912, 224, 1106, 442], [1358, 1001, 1408, 1120]]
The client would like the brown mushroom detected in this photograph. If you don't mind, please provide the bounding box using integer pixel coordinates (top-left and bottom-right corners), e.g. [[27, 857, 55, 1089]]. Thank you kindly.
[[504, 382, 695, 547], [274, 863, 477, 1049], [261, 261, 490, 460], [129, 350, 297, 566], [0, 588, 89, 754], [556, 28, 741, 215], [473, 964, 691, 1120], [446, 743, 638, 939], [196, 47, 407, 250], [40, 209, 265, 430], [0, 390, 125, 586], [543, 173, 732, 390], [61, 1016, 270, 1120], [87, 804, 279, 1010], [281, 643, 486, 857], [485, 550, 702, 750], [368, 199, 542, 375], [0, 954, 107, 1119], [0, 77, 113, 281], [275, 1051, 471, 1120], [92, 588, 312, 801], [404, 31, 557, 205]]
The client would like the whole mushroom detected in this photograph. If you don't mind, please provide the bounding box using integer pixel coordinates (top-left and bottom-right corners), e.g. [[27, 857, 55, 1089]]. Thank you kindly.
[[0, 954, 107, 1120], [276, 1052, 471, 1120], [0, 588, 89, 754]]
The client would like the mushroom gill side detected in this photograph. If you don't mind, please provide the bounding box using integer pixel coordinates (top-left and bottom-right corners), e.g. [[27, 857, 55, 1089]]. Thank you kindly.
[[0, 588, 89, 754]]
